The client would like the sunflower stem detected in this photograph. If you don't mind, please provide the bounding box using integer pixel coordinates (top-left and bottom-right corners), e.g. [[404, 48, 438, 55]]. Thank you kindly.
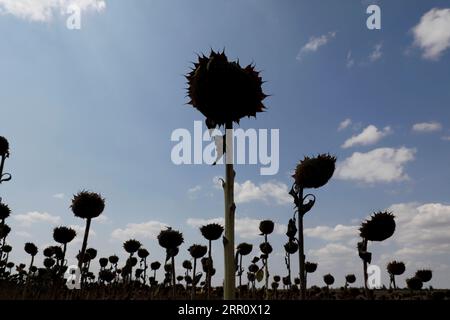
[[78, 217, 92, 284], [297, 187, 306, 300]]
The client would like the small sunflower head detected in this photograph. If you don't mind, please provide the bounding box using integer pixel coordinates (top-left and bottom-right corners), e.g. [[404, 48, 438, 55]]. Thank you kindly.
[[43, 258, 55, 269], [43, 246, 55, 258], [292, 154, 336, 189], [150, 261, 161, 271], [360, 211, 396, 242], [0, 202, 11, 220], [71, 191, 105, 219], [0, 224, 11, 238], [237, 242, 253, 256], [387, 261, 405, 276], [415, 269, 432, 283], [259, 242, 273, 255], [53, 226, 77, 245], [99, 257, 108, 268], [200, 223, 224, 241], [182, 260, 192, 270], [86, 248, 97, 260], [0, 136, 10, 157], [259, 220, 275, 235], [2, 244, 12, 253], [186, 50, 268, 128], [305, 262, 318, 273], [24, 242, 38, 256], [323, 274, 335, 286], [406, 277, 423, 290], [273, 275, 281, 283], [108, 255, 119, 265], [123, 239, 142, 254], [188, 244, 208, 259], [138, 248, 149, 259], [345, 274, 356, 284], [284, 241, 298, 255], [248, 264, 259, 273], [157, 227, 184, 250]]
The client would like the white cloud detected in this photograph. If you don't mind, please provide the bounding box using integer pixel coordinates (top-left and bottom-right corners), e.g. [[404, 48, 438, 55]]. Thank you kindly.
[[305, 224, 358, 241], [335, 147, 416, 183], [346, 51, 355, 68], [412, 8, 450, 60], [69, 224, 96, 243], [95, 215, 109, 223], [342, 125, 392, 148], [442, 136, 450, 141], [111, 220, 168, 241], [15, 230, 32, 238], [369, 43, 383, 62], [338, 118, 352, 131], [187, 217, 286, 239], [308, 243, 356, 270], [234, 180, 292, 205], [296, 31, 336, 60], [412, 121, 442, 133], [13, 211, 61, 227], [52, 193, 65, 199], [187, 185, 202, 199], [0, 0, 106, 22]]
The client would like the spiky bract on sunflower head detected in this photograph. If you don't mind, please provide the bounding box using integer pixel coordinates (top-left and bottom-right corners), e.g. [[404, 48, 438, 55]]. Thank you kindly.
[[359, 211, 396, 241], [292, 154, 336, 189]]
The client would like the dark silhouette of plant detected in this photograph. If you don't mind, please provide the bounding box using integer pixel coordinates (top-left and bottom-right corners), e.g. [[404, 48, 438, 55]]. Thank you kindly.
[[24, 242, 38, 271], [236, 243, 252, 289], [53, 226, 76, 272], [323, 274, 334, 289], [150, 261, 161, 282], [415, 269, 432, 285], [0, 136, 11, 184], [289, 154, 336, 300], [137, 248, 149, 284], [186, 50, 267, 299], [123, 239, 141, 282], [188, 244, 207, 298], [406, 277, 423, 291], [259, 220, 274, 297], [71, 191, 105, 274], [345, 274, 356, 289], [358, 212, 395, 294], [99, 257, 108, 269], [387, 261, 405, 289], [200, 223, 224, 298], [158, 227, 183, 295], [305, 261, 317, 293], [0, 202, 10, 225], [284, 240, 298, 289]]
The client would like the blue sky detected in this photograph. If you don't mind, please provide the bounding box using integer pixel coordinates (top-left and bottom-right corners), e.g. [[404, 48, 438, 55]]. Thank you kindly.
[[1, 0, 450, 288]]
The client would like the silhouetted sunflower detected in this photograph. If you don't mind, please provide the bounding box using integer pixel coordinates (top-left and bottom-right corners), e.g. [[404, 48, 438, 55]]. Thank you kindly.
[[157, 227, 184, 249], [387, 261, 405, 276], [182, 260, 192, 270], [188, 244, 208, 259], [0, 202, 11, 220], [0, 136, 9, 157], [259, 242, 273, 255], [0, 224, 11, 238], [284, 241, 298, 254], [53, 226, 77, 244], [24, 242, 38, 256], [126, 257, 138, 267], [248, 264, 259, 273], [293, 154, 336, 189], [109, 255, 119, 265], [86, 248, 97, 260], [44, 258, 55, 268], [305, 262, 318, 273], [99, 257, 108, 268], [138, 248, 149, 259], [71, 191, 105, 219], [200, 223, 224, 241], [43, 246, 55, 258], [360, 211, 396, 241], [2, 244, 11, 253], [259, 220, 275, 235], [273, 275, 281, 282], [345, 274, 356, 284], [123, 239, 142, 254], [150, 261, 161, 271], [406, 277, 423, 290], [415, 269, 432, 283], [186, 50, 267, 128], [323, 274, 335, 286], [237, 243, 253, 256], [99, 269, 114, 282]]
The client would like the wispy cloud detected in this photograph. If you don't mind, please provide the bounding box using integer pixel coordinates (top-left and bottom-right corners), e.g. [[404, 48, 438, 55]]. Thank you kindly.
[[335, 147, 416, 183], [0, 0, 106, 22], [342, 125, 392, 148], [13, 211, 61, 227], [346, 51, 355, 68], [369, 43, 383, 62], [338, 118, 352, 131], [296, 31, 336, 60], [52, 193, 65, 199], [412, 8, 450, 60], [233, 180, 292, 205], [111, 221, 168, 241], [412, 121, 442, 133]]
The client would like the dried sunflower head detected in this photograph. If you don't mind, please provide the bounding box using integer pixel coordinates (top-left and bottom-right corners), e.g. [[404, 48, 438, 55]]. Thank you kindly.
[[0, 202, 11, 220], [53, 226, 77, 245], [188, 244, 208, 259], [157, 227, 184, 249], [415, 269, 432, 283], [71, 191, 105, 219], [292, 154, 336, 189], [237, 242, 253, 256], [200, 223, 224, 241], [123, 239, 142, 254], [186, 50, 268, 128], [259, 220, 275, 235], [387, 261, 405, 276], [0, 136, 9, 157], [360, 211, 396, 241]]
